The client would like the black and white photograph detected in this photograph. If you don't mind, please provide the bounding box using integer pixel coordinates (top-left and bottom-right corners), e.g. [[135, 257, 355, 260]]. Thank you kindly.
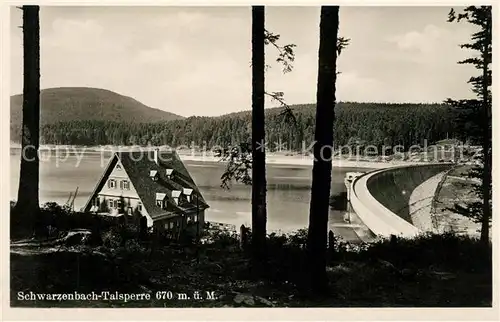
[[4, 1, 496, 316]]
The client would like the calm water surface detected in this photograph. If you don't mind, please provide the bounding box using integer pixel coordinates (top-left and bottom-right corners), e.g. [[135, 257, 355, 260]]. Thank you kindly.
[[10, 151, 372, 240]]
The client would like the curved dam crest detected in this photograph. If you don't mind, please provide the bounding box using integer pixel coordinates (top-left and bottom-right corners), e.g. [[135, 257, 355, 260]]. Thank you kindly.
[[351, 164, 452, 238]]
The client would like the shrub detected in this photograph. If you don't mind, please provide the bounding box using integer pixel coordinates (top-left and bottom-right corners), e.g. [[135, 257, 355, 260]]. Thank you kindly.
[[286, 228, 308, 249], [102, 230, 122, 248], [119, 239, 148, 260], [209, 230, 239, 248], [11, 199, 124, 240], [356, 232, 491, 272]]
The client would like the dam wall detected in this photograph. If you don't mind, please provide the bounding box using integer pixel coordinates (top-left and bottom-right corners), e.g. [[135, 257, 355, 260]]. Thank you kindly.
[[350, 163, 452, 238]]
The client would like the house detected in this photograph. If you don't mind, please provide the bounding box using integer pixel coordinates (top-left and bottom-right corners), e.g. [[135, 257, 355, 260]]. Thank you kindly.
[[83, 149, 209, 235]]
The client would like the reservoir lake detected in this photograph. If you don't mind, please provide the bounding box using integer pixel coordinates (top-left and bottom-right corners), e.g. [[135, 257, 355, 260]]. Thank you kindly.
[[10, 150, 373, 241]]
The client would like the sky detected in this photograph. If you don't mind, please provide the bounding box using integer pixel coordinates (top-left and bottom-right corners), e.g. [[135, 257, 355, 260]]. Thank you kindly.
[[10, 6, 478, 117]]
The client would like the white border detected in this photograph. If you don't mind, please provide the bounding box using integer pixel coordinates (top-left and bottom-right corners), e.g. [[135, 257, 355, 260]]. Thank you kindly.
[[1, 1, 498, 321]]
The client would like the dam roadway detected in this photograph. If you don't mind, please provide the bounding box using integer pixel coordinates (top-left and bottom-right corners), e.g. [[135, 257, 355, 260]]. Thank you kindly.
[[348, 163, 452, 239], [329, 212, 366, 243]]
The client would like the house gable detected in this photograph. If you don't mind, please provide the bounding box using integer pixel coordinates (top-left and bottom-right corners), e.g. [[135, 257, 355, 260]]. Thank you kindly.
[[83, 154, 119, 212], [99, 158, 141, 199], [83, 153, 154, 227]]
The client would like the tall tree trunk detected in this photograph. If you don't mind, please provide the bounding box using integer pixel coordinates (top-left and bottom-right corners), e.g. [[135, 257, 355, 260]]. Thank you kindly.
[[307, 6, 339, 293], [251, 6, 267, 263], [481, 128, 491, 244], [15, 6, 41, 231], [480, 9, 492, 244]]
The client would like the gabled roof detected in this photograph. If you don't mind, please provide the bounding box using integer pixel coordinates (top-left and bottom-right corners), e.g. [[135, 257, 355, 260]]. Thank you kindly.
[[84, 150, 209, 220]]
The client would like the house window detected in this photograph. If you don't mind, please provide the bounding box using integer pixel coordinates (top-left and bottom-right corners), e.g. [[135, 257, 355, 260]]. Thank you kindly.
[[108, 179, 116, 189], [194, 215, 198, 222], [137, 202, 142, 211], [121, 180, 130, 190], [108, 200, 114, 209], [156, 200, 163, 208], [169, 222, 174, 229], [164, 223, 169, 230], [117, 199, 122, 209], [114, 200, 119, 208], [116, 164, 122, 170]]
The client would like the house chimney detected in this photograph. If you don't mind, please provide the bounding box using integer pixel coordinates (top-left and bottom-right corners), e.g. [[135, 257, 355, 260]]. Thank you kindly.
[[183, 188, 193, 202], [153, 149, 159, 164]]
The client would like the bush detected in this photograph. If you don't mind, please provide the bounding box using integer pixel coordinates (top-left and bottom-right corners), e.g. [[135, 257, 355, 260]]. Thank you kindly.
[[118, 224, 140, 244], [356, 232, 491, 272], [101, 224, 140, 248], [102, 229, 122, 248], [286, 228, 308, 249], [10, 200, 122, 240], [208, 230, 239, 248], [245, 229, 491, 288]]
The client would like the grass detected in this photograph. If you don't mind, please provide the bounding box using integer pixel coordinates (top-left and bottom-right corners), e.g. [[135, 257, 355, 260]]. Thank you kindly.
[[10, 228, 492, 308], [10, 201, 491, 307]]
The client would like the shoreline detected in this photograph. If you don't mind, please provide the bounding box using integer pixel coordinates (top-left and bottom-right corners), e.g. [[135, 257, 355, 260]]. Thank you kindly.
[[179, 154, 428, 169], [10, 144, 434, 170]]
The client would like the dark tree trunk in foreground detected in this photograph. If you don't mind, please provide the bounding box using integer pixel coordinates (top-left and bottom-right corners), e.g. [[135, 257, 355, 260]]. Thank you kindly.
[[251, 6, 267, 263], [307, 6, 339, 293], [15, 6, 41, 229]]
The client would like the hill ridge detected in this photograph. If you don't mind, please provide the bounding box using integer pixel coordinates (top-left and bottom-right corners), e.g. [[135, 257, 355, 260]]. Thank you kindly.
[[10, 86, 183, 126]]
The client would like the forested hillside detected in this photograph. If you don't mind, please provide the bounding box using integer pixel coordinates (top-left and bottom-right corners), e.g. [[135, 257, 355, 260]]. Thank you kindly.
[[13, 102, 466, 152], [10, 87, 183, 139]]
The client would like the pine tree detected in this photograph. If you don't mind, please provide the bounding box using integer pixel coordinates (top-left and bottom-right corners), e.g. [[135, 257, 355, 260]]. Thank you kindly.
[[446, 6, 492, 244]]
